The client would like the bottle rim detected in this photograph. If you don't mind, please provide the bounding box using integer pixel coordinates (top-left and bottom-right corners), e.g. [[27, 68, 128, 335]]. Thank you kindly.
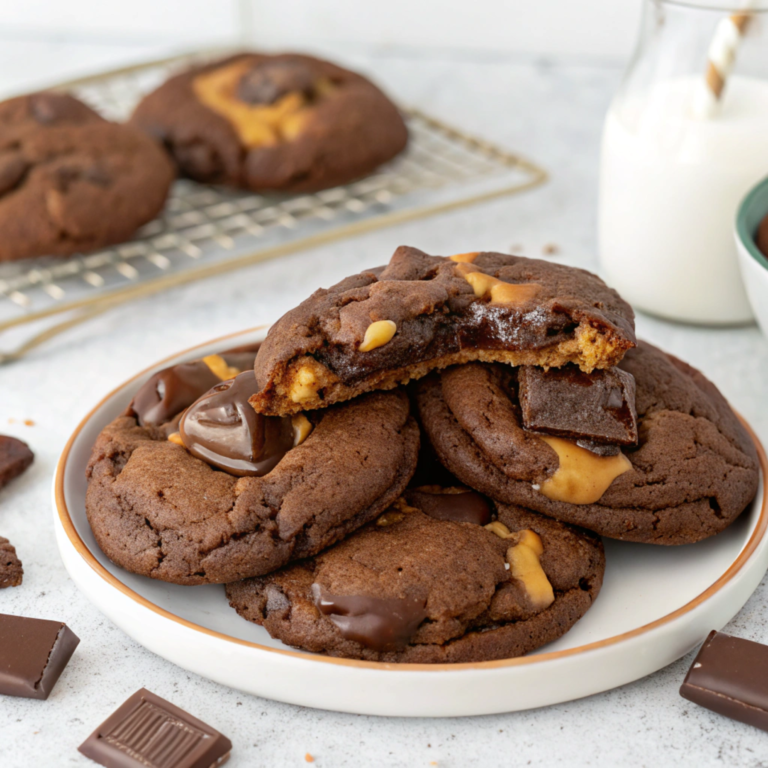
[[656, 0, 768, 12]]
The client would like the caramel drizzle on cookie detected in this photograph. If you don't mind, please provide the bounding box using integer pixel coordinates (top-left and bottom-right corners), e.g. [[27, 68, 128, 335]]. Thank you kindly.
[[537, 435, 631, 505], [193, 60, 313, 147], [486, 523, 554, 611], [454, 262, 542, 307]]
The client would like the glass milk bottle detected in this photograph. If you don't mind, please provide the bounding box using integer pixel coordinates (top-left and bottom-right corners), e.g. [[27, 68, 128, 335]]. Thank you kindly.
[[599, 0, 768, 325]]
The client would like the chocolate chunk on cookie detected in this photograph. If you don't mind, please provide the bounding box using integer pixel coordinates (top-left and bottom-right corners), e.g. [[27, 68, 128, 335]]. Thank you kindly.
[[226, 501, 604, 663], [86, 390, 419, 584], [0, 92, 174, 261], [130, 52, 408, 193], [251, 246, 636, 416], [0, 538, 23, 588], [0, 436, 33, 488], [129, 345, 261, 428], [518, 365, 638, 446], [416, 342, 759, 545]]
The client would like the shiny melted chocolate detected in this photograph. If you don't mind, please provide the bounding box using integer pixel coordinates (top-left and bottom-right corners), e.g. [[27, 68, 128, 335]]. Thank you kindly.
[[407, 487, 492, 526], [311, 584, 427, 653], [131, 361, 221, 427], [130, 344, 261, 427], [179, 371, 294, 477]]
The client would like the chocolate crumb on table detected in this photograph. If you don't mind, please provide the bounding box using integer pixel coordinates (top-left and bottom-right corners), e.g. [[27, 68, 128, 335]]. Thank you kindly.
[[681, 630, 768, 732], [0, 613, 80, 699], [0, 435, 33, 489], [0, 537, 23, 588], [78, 687, 232, 768]]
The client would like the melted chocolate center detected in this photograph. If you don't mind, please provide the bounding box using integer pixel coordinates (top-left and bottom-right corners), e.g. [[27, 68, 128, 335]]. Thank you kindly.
[[179, 371, 294, 477], [407, 488, 492, 526], [130, 344, 261, 427], [311, 584, 427, 653], [131, 361, 220, 427]]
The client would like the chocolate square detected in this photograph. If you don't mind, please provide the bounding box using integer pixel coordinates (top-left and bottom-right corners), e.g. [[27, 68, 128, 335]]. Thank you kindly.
[[0, 613, 79, 699], [79, 688, 232, 768], [681, 630, 768, 732], [518, 365, 638, 446]]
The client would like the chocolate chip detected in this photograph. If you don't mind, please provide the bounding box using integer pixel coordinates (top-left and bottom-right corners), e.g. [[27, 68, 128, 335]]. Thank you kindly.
[[29, 92, 84, 125], [82, 166, 112, 187], [174, 140, 225, 182], [53, 164, 112, 193], [0, 153, 29, 197], [237, 61, 316, 105]]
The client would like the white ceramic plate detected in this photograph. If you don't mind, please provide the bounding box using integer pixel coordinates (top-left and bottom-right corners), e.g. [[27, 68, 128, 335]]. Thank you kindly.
[[54, 327, 768, 717]]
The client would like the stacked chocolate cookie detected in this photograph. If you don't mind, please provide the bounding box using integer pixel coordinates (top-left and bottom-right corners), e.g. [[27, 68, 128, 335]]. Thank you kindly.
[[85, 246, 759, 663]]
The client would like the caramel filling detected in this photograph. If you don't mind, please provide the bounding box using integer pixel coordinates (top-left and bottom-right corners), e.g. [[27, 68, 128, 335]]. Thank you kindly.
[[359, 320, 397, 352], [506, 530, 554, 611], [289, 363, 322, 404], [193, 61, 318, 147], [485, 523, 554, 611], [291, 413, 313, 446], [448, 252, 480, 263], [202, 354, 241, 381], [455, 263, 542, 307], [538, 435, 631, 505]]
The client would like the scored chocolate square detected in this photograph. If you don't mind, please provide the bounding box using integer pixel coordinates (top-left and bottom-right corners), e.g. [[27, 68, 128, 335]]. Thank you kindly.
[[0, 613, 80, 699], [518, 365, 638, 446], [79, 687, 232, 768], [681, 630, 768, 732]]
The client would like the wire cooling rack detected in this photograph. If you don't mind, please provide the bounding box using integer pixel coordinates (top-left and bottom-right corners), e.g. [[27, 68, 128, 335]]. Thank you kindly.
[[0, 52, 547, 363]]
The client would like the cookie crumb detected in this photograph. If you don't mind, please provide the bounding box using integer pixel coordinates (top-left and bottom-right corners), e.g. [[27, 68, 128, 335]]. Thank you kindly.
[[542, 243, 560, 256], [23, 419, 34, 427], [305, 753, 315, 763], [7, 418, 14, 424], [510, 244, 524, 254], [0, 536, 23, 588]]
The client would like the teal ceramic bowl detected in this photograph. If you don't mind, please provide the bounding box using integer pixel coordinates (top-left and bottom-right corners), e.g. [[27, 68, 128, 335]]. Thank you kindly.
[[737, 177, 768, 337]]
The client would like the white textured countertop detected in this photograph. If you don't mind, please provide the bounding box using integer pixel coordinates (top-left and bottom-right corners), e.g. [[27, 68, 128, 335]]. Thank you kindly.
[[3, 45, 768, 767]]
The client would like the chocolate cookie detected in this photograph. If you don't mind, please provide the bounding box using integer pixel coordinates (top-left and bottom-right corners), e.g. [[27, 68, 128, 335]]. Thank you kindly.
[[0, 435, 33, 488], [130, 53, 408, 192], [251, 245, 636, 416], [416, 342, 760, 545], [226, 494, 604, 663], [0, 92, 174, 261], [86, 389, 419, 584], [758, 212, 768, 259], [0, 537, 22, 588]]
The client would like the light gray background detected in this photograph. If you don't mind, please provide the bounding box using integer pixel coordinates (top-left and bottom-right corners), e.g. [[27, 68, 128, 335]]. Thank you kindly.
[[3, 41, 768, 768]]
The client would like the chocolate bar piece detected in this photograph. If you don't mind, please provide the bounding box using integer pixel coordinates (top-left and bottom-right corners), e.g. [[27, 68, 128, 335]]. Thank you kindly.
[[680, 630, 768, 731], [518, 365, 638, 446], [0, 613, 79, 699], [79, 688, 232, 768]]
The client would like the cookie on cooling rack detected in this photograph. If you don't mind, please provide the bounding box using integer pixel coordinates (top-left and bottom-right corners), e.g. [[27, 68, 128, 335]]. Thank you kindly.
[[415, 342, 759, 545], [85, 349, 419, 584], [249, 245, 636, 416], [0, 92, 174, 262], [226, 489, 605, 663], [129, 52, 408, 192]]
